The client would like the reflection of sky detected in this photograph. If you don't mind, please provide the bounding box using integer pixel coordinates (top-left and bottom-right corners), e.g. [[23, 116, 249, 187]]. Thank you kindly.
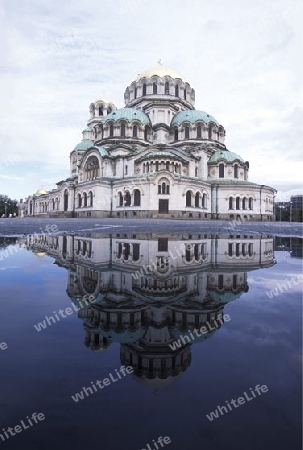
[[0, 246, 301, 450]]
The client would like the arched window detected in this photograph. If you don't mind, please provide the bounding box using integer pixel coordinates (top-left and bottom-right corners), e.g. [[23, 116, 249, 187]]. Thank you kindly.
[[121, 123, 126, 137], [195, 193, 200, 207], [109, 124, 114, 137], [184, 89, 187, 100], [52, 199, 55, 210], [155, 161, 159, 171], [202, 193, 207, 208], [153, 82, 157, 94], [134, 87, 137, 99], [134, 189, 141, 206], [174, 129, 178, 141], [197, 125, 202, 138], [133, 125, 138, 138], [229, 197, 233, 209], [143, 84, 147, 96], [162, 182, 166, 194], [83, 192, 87, 207], [158, 181, 169, 194], [236, 197, 240, 210], [124, 191, 131, 206], [249, 197, 253, 210], [186, 191, 192, 207], [234, 164, 238, 178], [219, 164, 224, 178], [166, 161, 170, 171], [144, 126, 148, 141], [64, 189, 68, 212], [146, 162, 149, 172], [85, 156, 100, 180], [107, 107, 112, 114], [119, 192, 123, 207], [165, 82, 169, 95], [99, 106, 103, 116], [175, 85, 179, 97], [185, 126, 190, 139], [242, 198, 246, 210], [89, 192, 93, 207], [78, 193, 82, 208]]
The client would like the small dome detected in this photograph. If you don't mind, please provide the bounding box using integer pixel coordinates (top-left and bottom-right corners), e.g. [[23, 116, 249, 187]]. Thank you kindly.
[[101, 108, 151, 125], [73, 139, 94, 152], [34, 189, 48, 196], [208, 150, 244, 164], [135, 64, 185, 82], [171, 110, 219, 126]]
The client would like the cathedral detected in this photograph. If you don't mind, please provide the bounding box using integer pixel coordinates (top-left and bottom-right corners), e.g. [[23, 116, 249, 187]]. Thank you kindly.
[[24, 63, 276, 220]]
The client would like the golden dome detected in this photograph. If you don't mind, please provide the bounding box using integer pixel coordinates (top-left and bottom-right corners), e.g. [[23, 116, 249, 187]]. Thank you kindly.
[[134, 64, 185, 82], [34, 189, 48, 196]]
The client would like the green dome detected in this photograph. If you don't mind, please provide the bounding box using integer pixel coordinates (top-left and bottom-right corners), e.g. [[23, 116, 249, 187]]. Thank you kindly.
[[101, 108, 151, 125], [171, 110, 219, 126], [209, 150, 244, 164], [73, 139, 94, 152]]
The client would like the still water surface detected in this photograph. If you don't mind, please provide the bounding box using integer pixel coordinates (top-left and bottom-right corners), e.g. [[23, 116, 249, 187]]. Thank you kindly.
[[0, 233, 301, 450]]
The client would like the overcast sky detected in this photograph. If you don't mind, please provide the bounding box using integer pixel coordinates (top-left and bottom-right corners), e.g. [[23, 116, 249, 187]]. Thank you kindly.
[[0, 0, 302, 201]]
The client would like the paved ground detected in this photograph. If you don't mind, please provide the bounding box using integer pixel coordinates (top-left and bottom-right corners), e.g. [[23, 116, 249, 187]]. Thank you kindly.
[[0, 218, 302, 237]]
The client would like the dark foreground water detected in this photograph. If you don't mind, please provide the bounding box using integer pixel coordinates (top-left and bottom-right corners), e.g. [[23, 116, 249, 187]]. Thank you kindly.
[[0, 233, 302, 450]]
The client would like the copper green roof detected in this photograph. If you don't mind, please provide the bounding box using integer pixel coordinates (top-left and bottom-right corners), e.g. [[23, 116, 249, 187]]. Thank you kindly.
[[101, 108, 151, 125], [73, 139, 94, 151], [91, 146, 111, 157], [171, 110, 219, 126], [209, 150, 244, 164]]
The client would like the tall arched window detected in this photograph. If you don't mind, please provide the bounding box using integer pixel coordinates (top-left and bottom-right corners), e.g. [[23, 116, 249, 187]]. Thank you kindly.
[[184, 89, 187, 100], [165, 82, 169, 94], [174, 129, 178, 141], [197, 125, 202, 138], [121, 123, 126, 137], [155, 161, 159, 171], [119, 192, 123, 207], [134, 189, 141, 206], [185, 126, 190, 139], [236, 197, 240, 210], [229, 197, 233, 209], [133, 125, 138, 138], [153, 83, 157, 94], [78, 193, 82, 208], [64, 189, 68, 212], [166, 161, 170, 171], [109, 124, 114, 137], [83, 192, 87, 207], [234, 164, 238, 178], [124, 191, 131, 206], [175, 85, 179, 97], [134, 87, 137, 99], [195, 193, 200, 207], [186, 191, 192, 207], [219, 164, 224, 178], [107, 107, 112, 114], [89, 192, 93, 207], [242, 198, 246, 210], [143, 84, 147, 96], [52, 199, 55, 210], [249, 197, 253, 210], [99, 106, 103, 116]]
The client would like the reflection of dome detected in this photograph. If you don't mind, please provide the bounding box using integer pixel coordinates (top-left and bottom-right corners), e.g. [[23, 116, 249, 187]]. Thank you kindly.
[[34, 189, 48, 196], [207, 290, 245, 303], [101, 108, 151, 125], [135, 65, 184, 82], [171, 110, 219, 126], [99, 327, 147, 344], [131, 373, 182, 390], [33, 251, 47, 258]]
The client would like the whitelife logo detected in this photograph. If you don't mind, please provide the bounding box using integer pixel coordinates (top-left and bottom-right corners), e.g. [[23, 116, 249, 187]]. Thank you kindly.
[[0, 412, 45, 443]]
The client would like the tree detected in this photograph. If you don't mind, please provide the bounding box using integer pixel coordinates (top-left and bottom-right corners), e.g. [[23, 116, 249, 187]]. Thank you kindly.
[[0, 195, 18, 217]]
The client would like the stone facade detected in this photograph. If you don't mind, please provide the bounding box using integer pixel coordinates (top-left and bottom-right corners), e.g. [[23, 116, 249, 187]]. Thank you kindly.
[[24, 64, 276, 221]]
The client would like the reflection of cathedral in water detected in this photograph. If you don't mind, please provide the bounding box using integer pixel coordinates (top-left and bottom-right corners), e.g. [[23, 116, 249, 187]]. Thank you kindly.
[[25, 233, 275, 389]]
